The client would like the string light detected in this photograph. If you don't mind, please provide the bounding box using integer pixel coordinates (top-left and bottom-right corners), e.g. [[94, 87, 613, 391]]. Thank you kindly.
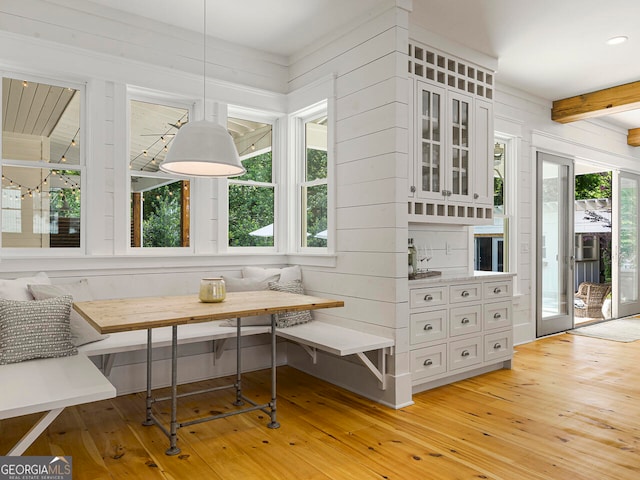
[[1, 171, 80, 202], [129, 112, 188, 172], [23, 80, 28, 87]]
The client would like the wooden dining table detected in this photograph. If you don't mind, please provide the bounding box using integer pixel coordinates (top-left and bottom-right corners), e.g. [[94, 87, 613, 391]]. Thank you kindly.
[[74, 290, 344, 455]]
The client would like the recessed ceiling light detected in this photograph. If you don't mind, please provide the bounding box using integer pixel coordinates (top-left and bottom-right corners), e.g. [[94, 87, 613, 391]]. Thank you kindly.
[[607, 35, 628, 45]]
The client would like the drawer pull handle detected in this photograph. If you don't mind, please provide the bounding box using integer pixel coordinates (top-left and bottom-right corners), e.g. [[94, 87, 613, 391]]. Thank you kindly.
[[461, 290, 470, 298], [424, 324, 433, 331], [461, 317, 470, 325], [493, 287, 502, 294], [423, 359, 433, 366], [494, 313, 502, 319], [493, 343, 502, 350], [424, 294, 433, 301], [461, 350, 470, 357]]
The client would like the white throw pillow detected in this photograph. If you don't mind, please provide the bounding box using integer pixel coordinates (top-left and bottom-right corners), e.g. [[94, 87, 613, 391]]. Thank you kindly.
[[242, 265, 301, 284], [0, 272, 50, 301], [219, 274, 280, 326], [28, 279, 108, 347]]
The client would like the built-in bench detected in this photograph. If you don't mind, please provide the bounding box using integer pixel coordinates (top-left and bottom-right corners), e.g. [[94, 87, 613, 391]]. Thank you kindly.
[[0, 354, 116, 456], [79, 320, 394, 390]]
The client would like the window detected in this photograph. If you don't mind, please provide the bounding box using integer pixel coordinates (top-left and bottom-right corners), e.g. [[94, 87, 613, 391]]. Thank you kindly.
[[227, 115, 275, 248], [474, 139, 509, 271], [129, 99, 190, 248], [300, 111, 328, 249], [1, 76, 83, 249]]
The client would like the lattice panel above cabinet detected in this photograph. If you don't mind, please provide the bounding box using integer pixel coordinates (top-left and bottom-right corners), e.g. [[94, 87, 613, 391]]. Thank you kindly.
[[408, 42, 494, 101]]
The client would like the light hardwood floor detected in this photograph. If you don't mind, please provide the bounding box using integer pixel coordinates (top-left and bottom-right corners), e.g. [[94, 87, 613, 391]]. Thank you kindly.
[[1, 333, 638, 479]]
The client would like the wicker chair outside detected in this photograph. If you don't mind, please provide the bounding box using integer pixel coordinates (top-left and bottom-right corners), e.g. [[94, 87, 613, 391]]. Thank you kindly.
[[574, 282, 612, 318]]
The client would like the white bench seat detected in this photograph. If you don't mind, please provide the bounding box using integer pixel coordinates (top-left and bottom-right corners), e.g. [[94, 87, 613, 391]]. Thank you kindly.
[[78, 322, 271, 376], [276, 322, 394, 389], [0, 354, 116, 456]]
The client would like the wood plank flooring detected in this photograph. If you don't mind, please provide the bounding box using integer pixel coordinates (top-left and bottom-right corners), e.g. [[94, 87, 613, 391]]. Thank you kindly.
[[1, 333, 638, 479]]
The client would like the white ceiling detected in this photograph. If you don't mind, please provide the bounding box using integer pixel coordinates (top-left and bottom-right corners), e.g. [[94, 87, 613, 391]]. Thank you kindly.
[[79, 0, 640, 130]]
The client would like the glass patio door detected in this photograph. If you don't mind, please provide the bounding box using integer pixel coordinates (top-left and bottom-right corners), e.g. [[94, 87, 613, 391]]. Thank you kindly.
[[536, 152, 575, 336], [613, 171, 640, 318]]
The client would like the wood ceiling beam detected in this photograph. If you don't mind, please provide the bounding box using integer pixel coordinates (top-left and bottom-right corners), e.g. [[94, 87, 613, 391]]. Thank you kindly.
[[628, 128, 640, 147], [552, 80, 640, 123]]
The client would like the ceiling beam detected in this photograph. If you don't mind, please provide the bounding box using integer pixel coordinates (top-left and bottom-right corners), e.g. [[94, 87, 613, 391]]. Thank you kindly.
[[628, 128, 640, 147], [552, 81, 640, 123]]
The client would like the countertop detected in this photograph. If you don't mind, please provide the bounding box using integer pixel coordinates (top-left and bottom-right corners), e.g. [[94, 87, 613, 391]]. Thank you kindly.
[[409, 270, 515, 285]]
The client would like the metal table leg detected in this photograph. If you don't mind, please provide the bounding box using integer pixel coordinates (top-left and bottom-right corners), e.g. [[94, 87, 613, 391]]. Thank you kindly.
[[166, 325, 180, 456], [233, 317, 244, 406], [142, 328, 154, 427], [268, 313, 279, 428]]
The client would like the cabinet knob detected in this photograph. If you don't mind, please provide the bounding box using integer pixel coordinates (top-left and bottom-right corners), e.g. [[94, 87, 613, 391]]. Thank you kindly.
[[424, 294, 433, 301], [493, 312, 502, 319], [424, 324, 433, 331], [423, 359, 433, 366], [474, 193, 479, 199], [493, 287, 502, 294], [461, 350, 470, 358], [461, 317, 470, 325], [493, 343, 502, 350], [461, 290, 470, 298], [410, 185, 416, 193]]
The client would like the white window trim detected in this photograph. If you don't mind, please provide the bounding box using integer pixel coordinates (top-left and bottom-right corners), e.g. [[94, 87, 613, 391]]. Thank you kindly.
[[0, 72, 86, 257], [124, 89, 195, 255], [289, 100, 334, 255], [223, 106, 281, 254]]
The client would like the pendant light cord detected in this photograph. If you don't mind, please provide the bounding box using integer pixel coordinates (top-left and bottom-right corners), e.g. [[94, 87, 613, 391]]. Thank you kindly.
[[203, 0, 207, 118]]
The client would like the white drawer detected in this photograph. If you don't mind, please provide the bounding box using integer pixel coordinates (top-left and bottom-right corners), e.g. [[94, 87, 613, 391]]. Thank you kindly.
[[449, 336, 483, 370], [410, 344, 447, 380], [410, 286, 448, 309], [410, 310, 448, 345], [484, 280, 512, 300], [449, 304, 482, 337], [484, 330, 512, 362], [449, 283, 482, 304], [484, 300, 512, 331]]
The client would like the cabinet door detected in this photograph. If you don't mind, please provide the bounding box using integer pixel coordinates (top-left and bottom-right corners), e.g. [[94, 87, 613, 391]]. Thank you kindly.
[[473, 99, 493, 206], [448, 91, 473, 204], [417, 82, 446, 200]]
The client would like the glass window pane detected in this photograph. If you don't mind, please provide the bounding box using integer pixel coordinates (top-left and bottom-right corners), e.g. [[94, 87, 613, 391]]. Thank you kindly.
[[129, 100, 188, 173], [228, 117, 272, 182], [303, 184, 327, 248], [2, 166, 81, 248], [620, 177, 638, 303], [130, 177, 189, 248], [305, 117, 327, 182], [228, 184, 274, 247], [2, 78, 81, 165]]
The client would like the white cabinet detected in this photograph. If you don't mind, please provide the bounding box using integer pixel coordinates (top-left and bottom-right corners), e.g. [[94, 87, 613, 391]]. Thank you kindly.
[[409, 275, 513, 391], [408, 43, 494, 225]]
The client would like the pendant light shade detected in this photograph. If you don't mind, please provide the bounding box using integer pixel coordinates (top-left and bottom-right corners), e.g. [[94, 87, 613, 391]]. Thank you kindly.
[[159, 120, 245, 177]]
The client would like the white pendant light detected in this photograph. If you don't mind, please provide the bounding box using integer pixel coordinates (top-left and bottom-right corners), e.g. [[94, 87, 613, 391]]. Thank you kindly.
[[159, 0, 245, 178]]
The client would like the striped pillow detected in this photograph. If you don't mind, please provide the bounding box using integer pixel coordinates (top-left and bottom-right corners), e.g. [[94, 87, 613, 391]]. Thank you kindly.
[[0, 296, 78, 365], [268, 280, 313, 328]]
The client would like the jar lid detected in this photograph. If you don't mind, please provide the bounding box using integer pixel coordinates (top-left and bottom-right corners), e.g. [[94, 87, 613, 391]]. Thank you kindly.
[[201, 277, 223, 281]]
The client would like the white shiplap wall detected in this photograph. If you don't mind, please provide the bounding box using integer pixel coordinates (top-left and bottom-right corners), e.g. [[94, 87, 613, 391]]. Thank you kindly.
[[285, 3, 414, 408]]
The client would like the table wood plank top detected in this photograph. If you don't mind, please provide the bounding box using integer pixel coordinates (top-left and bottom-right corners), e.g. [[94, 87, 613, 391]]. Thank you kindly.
[[73, 290, 344, 334]]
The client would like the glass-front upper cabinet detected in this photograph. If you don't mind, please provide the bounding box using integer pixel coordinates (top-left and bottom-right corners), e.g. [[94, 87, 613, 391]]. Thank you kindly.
[[417, 82, 444, 199], [415, 82, 474, 204]]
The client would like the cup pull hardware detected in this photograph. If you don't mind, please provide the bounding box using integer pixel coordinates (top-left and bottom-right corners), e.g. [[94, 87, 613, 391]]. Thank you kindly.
[[493, 312, 502, 319], [461, 317, 470, 325], [461, 350, 470, 357], [424, 324, 433, 331], [423, 359, 433, 366], [424, 294, 433, 301], [493, 287, 502, 294], [493, 343, 502, 350], [461, 290, 470, 298]]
